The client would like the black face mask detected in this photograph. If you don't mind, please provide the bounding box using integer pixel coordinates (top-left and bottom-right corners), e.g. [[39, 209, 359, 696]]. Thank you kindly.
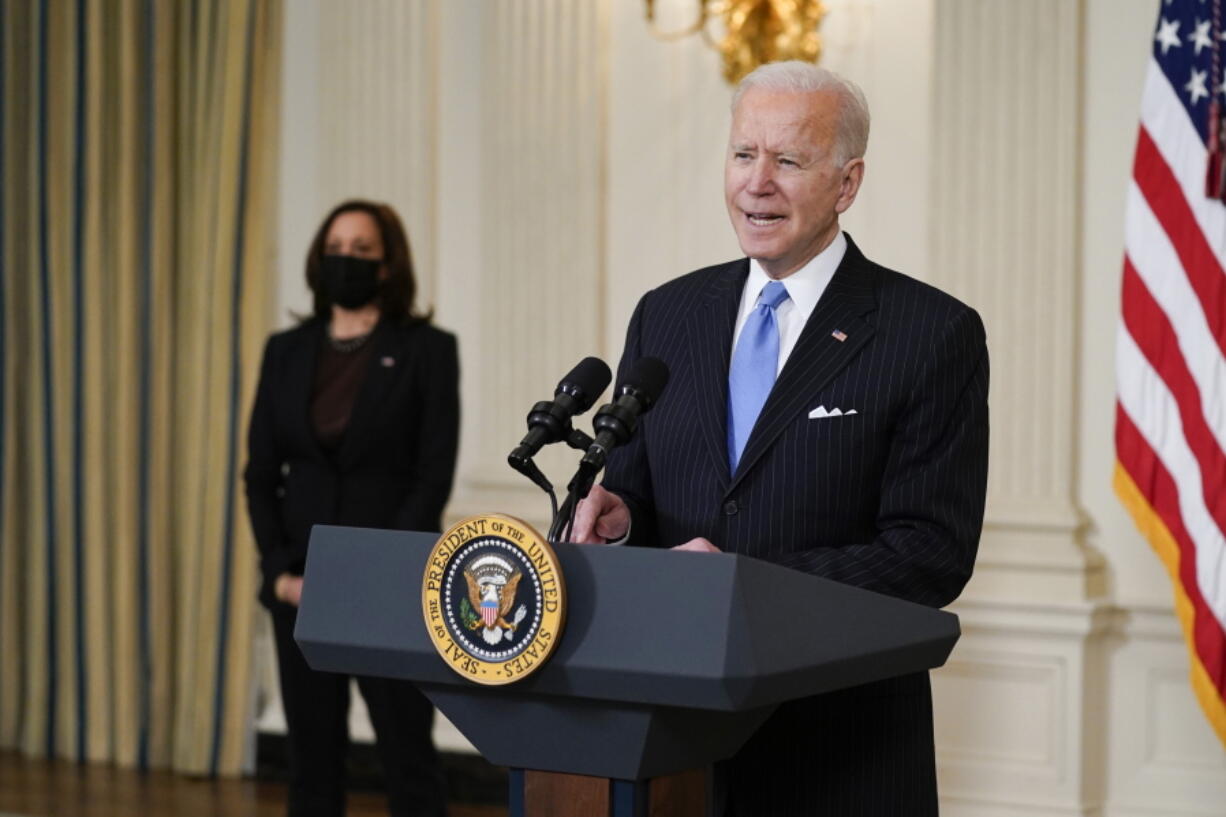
[[320, 254, 382, 309]]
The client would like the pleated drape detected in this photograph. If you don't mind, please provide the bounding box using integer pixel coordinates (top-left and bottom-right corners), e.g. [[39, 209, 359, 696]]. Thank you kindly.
[[0, 0, 282, 775]]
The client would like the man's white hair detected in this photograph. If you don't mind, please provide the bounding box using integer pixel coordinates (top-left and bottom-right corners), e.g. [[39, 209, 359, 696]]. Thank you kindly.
[[732, 61, 870, 167]]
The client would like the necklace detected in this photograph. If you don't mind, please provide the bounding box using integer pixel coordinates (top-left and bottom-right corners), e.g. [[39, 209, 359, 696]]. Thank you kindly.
[[327, 329, 372, 353]]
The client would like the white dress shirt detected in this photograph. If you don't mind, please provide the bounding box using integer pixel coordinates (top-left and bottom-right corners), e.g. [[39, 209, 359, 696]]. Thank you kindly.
[[729, 231, 847, 374]]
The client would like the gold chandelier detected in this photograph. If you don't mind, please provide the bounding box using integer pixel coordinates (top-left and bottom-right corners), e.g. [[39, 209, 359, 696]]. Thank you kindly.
[[644, 0, 828, 85]]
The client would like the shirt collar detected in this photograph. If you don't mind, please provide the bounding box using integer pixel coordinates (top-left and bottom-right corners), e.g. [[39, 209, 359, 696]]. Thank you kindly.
[[745, 230, 847, 320]]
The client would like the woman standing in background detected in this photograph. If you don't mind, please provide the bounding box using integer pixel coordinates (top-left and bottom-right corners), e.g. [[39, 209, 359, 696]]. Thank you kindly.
[[244, 200, 458, 817]]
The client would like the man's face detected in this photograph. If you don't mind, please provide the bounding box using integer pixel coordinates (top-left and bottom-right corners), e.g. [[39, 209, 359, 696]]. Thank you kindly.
[[724, 88, 864, 279]]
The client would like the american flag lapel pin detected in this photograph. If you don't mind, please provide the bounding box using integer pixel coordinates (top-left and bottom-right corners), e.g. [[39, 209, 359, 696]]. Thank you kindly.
[[381, 356, 395, 367], [831, 329, 848, 342]]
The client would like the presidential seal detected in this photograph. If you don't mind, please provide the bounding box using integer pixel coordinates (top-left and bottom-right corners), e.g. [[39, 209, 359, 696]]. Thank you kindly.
[[422, 514, 565, 685]]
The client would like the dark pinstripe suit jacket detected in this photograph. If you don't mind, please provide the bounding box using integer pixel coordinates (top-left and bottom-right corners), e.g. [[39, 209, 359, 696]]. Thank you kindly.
[[603, 235, 989, 816]]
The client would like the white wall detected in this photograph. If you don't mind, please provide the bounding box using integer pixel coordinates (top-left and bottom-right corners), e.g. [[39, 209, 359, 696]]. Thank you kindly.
[[266, 0, 1226, 810]]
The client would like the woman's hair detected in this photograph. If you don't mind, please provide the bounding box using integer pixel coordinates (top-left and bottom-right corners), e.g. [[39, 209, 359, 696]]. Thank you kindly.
[[304, 199, 432, 324]]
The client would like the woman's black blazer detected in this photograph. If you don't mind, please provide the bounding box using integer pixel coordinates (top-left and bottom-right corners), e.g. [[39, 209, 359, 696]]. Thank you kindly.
[[244, 317, 460, 607]]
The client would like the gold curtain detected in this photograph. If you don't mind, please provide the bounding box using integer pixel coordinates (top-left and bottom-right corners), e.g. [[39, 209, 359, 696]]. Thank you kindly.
[[0, 0, 281, 775]]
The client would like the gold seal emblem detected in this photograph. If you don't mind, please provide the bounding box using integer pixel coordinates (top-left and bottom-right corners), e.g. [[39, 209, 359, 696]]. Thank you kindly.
[[422, 514, 566, 685]]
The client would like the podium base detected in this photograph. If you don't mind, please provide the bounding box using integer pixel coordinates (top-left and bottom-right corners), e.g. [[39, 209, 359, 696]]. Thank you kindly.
[[509, 768, 706, 817]]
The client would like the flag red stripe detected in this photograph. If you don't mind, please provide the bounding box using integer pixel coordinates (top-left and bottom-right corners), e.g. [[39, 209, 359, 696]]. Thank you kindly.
[[1132, 127, 1226, 357], [1117, 404, 1226, 692], [1122, 259, 1226, 532]]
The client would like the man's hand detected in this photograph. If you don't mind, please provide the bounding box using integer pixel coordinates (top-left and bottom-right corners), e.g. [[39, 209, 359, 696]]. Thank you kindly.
[[571, 484, 631, 544], [275, 573, 304, 606], [673, 537, 720, 553]]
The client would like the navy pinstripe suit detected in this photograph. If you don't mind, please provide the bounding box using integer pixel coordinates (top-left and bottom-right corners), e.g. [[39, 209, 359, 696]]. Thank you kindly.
[[602, 235, 989, 816]]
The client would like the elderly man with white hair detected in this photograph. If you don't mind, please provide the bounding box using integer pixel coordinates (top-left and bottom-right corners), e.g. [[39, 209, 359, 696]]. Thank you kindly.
[[574, 61, 990, 816]]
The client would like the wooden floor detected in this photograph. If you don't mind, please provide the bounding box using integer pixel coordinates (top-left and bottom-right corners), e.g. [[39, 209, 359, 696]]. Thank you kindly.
[[0, 751, 507, 817]]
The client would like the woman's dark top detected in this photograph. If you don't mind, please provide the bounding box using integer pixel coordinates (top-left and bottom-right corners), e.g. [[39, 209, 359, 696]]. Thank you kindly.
[[311, 334, 377, 451]]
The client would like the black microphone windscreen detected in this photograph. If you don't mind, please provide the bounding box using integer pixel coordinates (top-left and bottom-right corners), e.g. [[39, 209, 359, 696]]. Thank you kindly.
[[559, 356, 612, 411], [622, 356, 670, 404]]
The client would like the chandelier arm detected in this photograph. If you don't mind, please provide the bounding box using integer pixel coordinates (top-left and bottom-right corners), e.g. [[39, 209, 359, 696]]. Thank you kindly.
[[644, 0, 711, 42]]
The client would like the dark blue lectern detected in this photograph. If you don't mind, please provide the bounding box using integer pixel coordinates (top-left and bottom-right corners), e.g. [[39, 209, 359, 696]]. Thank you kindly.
[[295, 525, 959, 816]]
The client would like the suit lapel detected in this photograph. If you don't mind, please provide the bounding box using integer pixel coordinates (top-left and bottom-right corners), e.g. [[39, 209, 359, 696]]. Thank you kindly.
[[727, 238, 878, 494], [337, 321, 403, 467], [686, 259, 748, 492], [288, 321, 328, 461]]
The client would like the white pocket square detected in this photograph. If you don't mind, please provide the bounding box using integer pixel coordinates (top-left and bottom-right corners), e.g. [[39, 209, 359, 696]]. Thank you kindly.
[[809, 405, 858, 419]]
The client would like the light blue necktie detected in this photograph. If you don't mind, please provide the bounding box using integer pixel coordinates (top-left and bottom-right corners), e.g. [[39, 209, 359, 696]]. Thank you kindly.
[[728, 280, 790, 473]]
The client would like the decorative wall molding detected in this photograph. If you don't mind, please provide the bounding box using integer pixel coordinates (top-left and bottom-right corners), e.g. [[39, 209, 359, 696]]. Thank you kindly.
[[1102, 605, 1226, 816], [934, 599, 1226, 817], [935, 598, 1111, 816], [967, 528, 1107, 606], [937, 655, 1065, 770]]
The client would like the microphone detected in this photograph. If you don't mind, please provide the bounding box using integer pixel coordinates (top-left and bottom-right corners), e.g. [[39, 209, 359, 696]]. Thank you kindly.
[[578, 356, 670, 477], [551, 356, 669, 541], [508, 357, 612, 473]]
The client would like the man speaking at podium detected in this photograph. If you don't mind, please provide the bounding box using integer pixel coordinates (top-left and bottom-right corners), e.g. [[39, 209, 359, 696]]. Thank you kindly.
[[573, 61, 989, 816]]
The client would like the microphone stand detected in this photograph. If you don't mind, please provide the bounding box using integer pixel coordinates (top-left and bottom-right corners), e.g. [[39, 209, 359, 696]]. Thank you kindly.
[[509, 428, 595, 543], [549, 445, 609, 544]]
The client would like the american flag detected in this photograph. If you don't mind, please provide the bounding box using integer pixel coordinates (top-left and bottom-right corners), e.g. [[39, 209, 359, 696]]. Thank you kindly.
[[1116, 0, 1226, 747]]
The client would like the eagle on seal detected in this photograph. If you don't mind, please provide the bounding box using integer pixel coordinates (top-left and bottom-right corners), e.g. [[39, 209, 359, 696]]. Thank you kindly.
[[464, 568, 523, 643]]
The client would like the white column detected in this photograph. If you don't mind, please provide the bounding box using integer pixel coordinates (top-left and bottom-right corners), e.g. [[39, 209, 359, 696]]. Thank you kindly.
[[315, 0, 440, 306], [930, 0, 1097, 604], [604, 0, 742, 353], [444, 0, 610, 526], [928, 3, 1108, 814], [275, 0, 321, 325]]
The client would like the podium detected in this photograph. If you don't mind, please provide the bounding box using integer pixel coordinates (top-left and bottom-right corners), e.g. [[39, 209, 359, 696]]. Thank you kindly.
[[295, 525, 959, 816]]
